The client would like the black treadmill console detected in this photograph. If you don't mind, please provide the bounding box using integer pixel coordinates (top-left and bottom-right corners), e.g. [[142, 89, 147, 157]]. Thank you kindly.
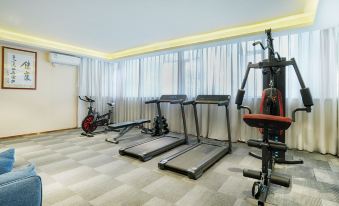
[[195, 95, 231, 106], [159, 95, 187, 102]]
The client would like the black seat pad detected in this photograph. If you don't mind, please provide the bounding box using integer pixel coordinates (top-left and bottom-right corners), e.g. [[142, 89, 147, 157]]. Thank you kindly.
[[108, 119, 150, 129], [243, 114, 292, 131]]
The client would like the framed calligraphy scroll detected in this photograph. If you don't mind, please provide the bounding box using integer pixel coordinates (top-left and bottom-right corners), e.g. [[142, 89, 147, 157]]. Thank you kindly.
[[1, 47, 37, 90]]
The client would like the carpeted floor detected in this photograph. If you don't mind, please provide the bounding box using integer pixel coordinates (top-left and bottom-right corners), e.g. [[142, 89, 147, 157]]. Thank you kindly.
[[1, 128, 339, 206]]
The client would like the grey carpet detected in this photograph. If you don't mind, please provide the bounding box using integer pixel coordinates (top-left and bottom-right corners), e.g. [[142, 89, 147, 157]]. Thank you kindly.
[[1, 128, 339, 206]]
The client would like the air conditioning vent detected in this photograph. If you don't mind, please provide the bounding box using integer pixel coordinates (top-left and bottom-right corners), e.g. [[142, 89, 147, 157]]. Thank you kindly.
[[49, 52, 81, 66]]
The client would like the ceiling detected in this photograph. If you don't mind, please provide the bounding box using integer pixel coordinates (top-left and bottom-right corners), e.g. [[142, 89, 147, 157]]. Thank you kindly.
[[0, 0, 316, 59]]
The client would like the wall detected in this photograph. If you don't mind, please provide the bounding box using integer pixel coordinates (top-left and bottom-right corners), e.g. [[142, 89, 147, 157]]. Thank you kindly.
[[0, 0, 336, 139], [0, 44, 78, 138]]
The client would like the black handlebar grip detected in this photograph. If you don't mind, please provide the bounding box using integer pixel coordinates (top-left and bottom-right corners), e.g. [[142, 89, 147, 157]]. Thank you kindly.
[[300, 88, 314, 107], [145, 99, 158, 104], [235, 89, 245, 106], [183, 100, 195, 105]]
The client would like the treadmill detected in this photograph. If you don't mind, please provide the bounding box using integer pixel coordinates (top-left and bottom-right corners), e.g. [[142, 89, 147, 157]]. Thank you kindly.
[[158, 95, 232, 179], [119, 95, 188, 161]]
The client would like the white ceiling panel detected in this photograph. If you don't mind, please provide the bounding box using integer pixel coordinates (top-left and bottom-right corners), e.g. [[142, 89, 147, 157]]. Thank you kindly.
[[0, 0, 307, 52]]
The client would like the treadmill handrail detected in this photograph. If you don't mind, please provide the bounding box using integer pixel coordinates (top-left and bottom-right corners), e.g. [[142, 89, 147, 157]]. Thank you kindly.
[[145, 99, 159, 104], [218, 100, 229, 107], [195, 100, 230, 105], [183, 100, 195, 105], [169, 99, 189, 142], [190, 95, 232, 150], [170, 100, 184, 104]]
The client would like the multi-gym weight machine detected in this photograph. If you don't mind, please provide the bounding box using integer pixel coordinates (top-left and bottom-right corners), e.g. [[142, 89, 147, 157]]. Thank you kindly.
[[235, 29, 314, 205]]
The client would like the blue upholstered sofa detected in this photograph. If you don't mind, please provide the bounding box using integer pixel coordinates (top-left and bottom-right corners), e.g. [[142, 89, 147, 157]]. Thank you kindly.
[[0, 148, 42, 206], [0, 174, 42, 206]]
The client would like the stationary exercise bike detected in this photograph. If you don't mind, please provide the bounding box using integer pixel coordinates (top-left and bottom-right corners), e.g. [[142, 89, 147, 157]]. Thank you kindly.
[[235, 29, 313, 205], [79, 96, 116, 137]]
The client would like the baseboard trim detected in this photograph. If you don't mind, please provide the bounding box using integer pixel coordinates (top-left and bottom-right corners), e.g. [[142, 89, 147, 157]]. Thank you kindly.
[[0, 127, 78, 140]]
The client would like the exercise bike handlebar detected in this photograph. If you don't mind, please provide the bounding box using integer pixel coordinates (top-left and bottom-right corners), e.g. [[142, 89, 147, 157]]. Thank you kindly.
[[79, 96, 85, 101], [79, 96, 95, 103], [86, 96, 95, 102]]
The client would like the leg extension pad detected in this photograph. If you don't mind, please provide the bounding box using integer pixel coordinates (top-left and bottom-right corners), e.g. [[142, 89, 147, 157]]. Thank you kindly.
[[243, 169, 290, 187], [247, 139, 287, 151]]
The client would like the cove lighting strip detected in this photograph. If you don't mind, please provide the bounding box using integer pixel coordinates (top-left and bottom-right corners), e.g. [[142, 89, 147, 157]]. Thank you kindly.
[[0, 0, 318, 60], [0, 29, 109, 59]]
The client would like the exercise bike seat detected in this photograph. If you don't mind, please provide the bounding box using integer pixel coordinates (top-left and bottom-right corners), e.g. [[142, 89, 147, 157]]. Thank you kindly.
[[243, 114, 292, 131]]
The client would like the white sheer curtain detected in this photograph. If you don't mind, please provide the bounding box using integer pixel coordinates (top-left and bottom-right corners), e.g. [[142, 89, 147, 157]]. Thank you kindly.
[[115, 54, 181, 127], [139, 54, 182, 132], [78, 58, 118, 126], [279, 28, 339, 155], [114, 59, 141, 122], [180, 43, 265, 141], [78, 53, 181, 130], [79, 26, 339, 155]]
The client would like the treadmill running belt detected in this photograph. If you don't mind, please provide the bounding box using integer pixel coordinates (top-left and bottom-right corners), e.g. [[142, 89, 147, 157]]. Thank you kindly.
[[159, 143, 229, 179], [167, 144, 226, 169], [121, 136, 184, 161]]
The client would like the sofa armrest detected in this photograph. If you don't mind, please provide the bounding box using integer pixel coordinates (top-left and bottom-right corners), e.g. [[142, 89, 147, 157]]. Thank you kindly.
[[0, 175, 42, 206]]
